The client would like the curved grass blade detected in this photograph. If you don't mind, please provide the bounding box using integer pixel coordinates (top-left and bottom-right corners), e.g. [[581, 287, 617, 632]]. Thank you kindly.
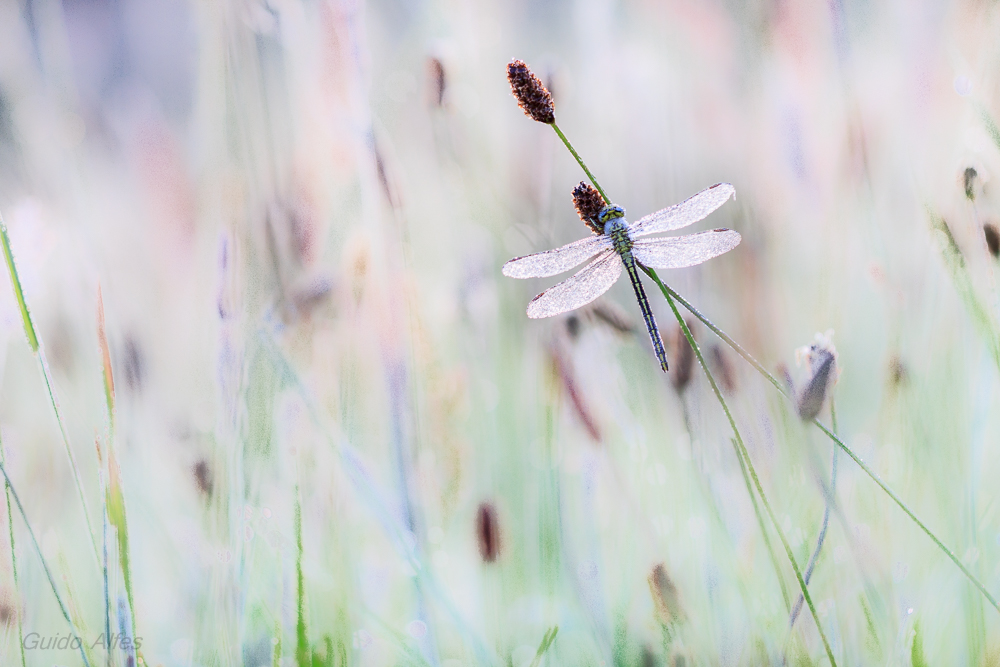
[[652, 275, 837, 665], [2, 440, 26, 667], [0, 214, 100, 565], [0, 461, 92, 667], [652, 277, 1000, 615], [529, 626, 559, 667]]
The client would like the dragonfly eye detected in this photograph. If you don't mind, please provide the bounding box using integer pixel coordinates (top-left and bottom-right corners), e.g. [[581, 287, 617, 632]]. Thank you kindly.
[[598, 205, 625, 224]]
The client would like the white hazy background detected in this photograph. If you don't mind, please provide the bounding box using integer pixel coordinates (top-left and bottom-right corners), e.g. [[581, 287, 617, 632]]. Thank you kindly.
[[0, 0, 998, 665]]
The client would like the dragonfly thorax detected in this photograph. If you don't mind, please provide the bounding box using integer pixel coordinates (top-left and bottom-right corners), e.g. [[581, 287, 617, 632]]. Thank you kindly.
[[601, 207, 633, 254]]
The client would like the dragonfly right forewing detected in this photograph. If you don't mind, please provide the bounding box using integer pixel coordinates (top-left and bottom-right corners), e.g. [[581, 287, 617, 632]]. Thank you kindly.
[[526, 249, 623, 318], [502, 234, 612, 279], [631, 183, 735, 237]]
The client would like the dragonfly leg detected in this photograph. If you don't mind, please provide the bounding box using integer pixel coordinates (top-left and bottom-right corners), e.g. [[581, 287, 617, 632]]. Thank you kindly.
[[623, 257, 668, 372]]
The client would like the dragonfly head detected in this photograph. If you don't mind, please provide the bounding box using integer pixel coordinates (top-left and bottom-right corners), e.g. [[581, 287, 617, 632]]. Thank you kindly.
[[598, 205, 625, 225]]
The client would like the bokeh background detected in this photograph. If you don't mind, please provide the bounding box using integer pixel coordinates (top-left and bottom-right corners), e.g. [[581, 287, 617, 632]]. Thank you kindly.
[[0, 0, 999, 664]]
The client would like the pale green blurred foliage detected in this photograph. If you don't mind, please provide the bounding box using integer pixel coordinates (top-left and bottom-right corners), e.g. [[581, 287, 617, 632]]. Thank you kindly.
[[0, 0, 998, 664]]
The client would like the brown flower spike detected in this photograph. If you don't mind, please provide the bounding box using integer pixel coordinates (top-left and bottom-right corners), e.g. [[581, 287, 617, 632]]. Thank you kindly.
[[573, 181, 606, 234], [984, 223, 1000, 258], [507, 59, 555, 124]]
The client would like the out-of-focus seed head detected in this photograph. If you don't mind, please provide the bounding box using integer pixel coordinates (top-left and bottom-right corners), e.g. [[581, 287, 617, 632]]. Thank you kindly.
[[795, 331, 839, 421], [507, 59, 555, 124], [710, 344, 736, 394], [573, 182, 606, 233], [565, 313, 581, 339], [648, 563, 683, 625], [194, 459, 213, 498], [670, 321, 695, 392], [964, 167, 978, 201], [984, 223, 1000, 258], [888, 353, 908, 387], [589, 299, 635, 335], [427, 57, 446, 107], [476, 502, 501, 563], [0, 599, 15, 627]]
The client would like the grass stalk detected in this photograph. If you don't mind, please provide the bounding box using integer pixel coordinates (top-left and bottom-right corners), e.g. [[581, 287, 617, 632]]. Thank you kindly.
[[654, 278, 1000, 614], [791, 400, 839, 627], [2, 441, 26, 667], [0, 217, 100, 565], [528, 626, 558, 667], [550, 124, 610, 204], [646, 267, 837, 665], [295, 484, 308, 667], [0, 461, 92, 667]]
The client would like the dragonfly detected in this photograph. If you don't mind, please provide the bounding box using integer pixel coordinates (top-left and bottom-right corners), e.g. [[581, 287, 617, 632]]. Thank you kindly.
[[502, 183, 739, 372]]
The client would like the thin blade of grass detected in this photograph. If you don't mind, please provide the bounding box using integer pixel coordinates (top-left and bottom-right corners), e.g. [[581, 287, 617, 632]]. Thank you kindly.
[[928, 212, 1000, 370], [528, 626, 558, 667], [106, 450, 135, 628], [645, 267, 837, 666], [0, 461, 92, 667], [0, 213, 100, 565], [295, 485, 308, 667], [1, 440, 26, 667], [655, 278, 1000, 614], [0, 218, 38, 352]]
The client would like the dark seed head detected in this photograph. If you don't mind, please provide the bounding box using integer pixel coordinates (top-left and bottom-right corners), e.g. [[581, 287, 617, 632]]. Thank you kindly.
[[670, 322, 695, 392], [476, 502, 501, 563], [710, 345, 736, 394], [573, 182, 606, 233], [648, 563, 683, 624], [194, 459, 213, 497], [888, 354, 907, 387], [427, 57, 446, 107], [589, 300, 635, 335], [565, 314, 581, 339], [964, 167, 978, 201], [984, 223, 999, 258], [507, 59, 555, 124], [795, 334, 838, 421]]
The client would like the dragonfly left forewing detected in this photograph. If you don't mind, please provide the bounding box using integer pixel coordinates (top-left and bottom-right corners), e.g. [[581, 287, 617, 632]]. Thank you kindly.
[[502, 235, 612, 279], [631, 229, 741, 269], [526, 249, 623, 319]]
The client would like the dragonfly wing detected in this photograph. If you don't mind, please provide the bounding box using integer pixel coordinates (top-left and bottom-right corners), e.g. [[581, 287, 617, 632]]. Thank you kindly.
[[631, 183, 735, 237], [503, 235, 613, 279], [526, 249, 623, 319], [631, 229, 741, 269]]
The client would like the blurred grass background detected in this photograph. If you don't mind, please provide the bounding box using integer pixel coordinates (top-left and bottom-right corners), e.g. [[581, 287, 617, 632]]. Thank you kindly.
[[0, 0, 999, 664]]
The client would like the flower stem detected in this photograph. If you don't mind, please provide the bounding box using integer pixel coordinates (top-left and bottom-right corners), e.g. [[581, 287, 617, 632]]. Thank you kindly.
[[654, 277, 1000, 614], [645, 266, 837, 665], [791, 399, 839, 628], [551, 124, 611, 205]]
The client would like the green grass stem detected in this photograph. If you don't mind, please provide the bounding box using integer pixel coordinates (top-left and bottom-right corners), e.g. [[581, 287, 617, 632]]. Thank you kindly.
[[2, 442, 26, 667], [528, 626, 558, 667], [295, 484, 308, 667], [0, 219, 38, 352], [37, 352, 101, 566], [791, 400, 839, 628], [0, 214, 101, 566], [652, 276, 1000, 614], [551, 124, 611, 205], [646, 267, 837, 665], [0, 461, 92, 667]]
